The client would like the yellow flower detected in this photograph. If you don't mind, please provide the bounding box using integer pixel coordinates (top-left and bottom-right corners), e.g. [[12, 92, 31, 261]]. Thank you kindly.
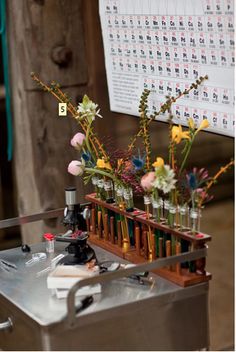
[[172, 125, 190, 144], [96, 158, 112, 170], [196, 119, 210, 133], [188, 118, 195, 129], [117, 158, 123, 168], [152, 157, 164, 168]]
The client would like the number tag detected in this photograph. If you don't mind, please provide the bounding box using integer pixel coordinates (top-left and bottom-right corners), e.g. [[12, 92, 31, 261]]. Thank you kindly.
[[59, 103, 67, 116]]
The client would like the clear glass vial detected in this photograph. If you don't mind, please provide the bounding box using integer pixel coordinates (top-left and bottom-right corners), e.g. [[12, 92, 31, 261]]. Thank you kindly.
[[179, 204, 188, 230], [104, 179, 114, 203], [152, 198, 161, 222], [190, 209, 201, 234], [168, 204, 176, 228], [91, 176, 99, 197], [124, 188, 134, 211], [163, 199, 170, 222]]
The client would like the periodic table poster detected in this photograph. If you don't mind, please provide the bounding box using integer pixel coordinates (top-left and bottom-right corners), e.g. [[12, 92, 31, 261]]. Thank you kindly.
[[99, 0, 235, 137]]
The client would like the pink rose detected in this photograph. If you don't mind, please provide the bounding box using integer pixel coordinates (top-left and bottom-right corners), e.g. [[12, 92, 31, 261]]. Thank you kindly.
[[70, 133, 86, 148], [140, 172, 156, 191], [68, 160, 84, 176]]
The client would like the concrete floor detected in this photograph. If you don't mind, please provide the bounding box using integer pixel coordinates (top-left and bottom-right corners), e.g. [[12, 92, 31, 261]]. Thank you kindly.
[[201, 200, 234, 351]]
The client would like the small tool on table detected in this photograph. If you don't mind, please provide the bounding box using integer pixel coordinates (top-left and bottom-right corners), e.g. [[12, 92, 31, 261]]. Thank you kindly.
[[0, 259, 17, 272], [25, 252, 47, 267], [36, 254, 65, 277]]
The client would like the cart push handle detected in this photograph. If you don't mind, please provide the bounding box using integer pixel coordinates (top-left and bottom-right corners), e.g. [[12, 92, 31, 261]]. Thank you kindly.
[[66, 247, 207, 327]]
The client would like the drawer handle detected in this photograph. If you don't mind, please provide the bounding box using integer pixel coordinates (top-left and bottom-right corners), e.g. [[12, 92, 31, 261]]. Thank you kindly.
[[0, 317, 13, 331]]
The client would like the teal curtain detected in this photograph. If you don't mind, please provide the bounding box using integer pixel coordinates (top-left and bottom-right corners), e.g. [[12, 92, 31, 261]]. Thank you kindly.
[[0, 0, 13, 161]]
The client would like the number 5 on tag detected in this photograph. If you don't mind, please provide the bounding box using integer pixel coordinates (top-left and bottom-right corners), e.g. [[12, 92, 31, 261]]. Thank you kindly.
[[59, 103, 67, 116]]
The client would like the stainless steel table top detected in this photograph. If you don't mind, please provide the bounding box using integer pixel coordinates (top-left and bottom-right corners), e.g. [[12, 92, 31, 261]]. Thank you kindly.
[[0, 242, 206, 327]]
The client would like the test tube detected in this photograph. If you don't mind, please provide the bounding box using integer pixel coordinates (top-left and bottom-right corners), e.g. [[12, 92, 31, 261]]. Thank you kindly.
[[43, 233, 55, 253]]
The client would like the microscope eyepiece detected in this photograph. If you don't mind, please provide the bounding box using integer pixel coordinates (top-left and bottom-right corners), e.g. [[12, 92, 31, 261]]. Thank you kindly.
[[65, 187, 77, 206]]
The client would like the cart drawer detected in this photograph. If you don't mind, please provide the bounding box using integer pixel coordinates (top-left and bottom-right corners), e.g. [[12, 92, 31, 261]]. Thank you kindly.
[[0, 294, 42, 351]]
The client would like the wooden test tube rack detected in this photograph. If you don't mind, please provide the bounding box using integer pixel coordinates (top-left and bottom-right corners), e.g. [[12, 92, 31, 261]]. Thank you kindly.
[[85, 193, 212, 287]]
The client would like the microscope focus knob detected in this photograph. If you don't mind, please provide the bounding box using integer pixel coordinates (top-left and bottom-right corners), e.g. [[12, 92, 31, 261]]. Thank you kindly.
[[82, 207, 91, 220], [64, 207, 68, 217]]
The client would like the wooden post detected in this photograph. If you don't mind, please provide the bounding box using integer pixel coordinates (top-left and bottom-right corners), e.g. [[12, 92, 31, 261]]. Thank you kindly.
[[104, 214, 109, 241], [135, 226, 140, 255], [159, 237, 163, 258], [143, 231, 148, 259], [7, 0, 90, 244], [110, 216, 115, 244], [97, 210, 102, 239], [91, 208, 96, 234], [117, 220, 122, 247], [176, 242, 181, 275], [86, 217, 90, 234], [151, 233, 156, 260], [166, 240, 171, 270]]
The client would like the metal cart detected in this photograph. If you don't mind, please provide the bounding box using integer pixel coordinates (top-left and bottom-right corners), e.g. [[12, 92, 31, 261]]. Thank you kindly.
[[0, 211, 210, 351]]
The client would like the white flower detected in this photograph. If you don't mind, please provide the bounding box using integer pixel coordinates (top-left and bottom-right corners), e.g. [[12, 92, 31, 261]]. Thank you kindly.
[[77, 95, 102, 122], [152, 165, 176, 194]]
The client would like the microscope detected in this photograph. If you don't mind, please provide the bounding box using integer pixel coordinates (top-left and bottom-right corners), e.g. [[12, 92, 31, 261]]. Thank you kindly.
[[56, 187, 96, 265]]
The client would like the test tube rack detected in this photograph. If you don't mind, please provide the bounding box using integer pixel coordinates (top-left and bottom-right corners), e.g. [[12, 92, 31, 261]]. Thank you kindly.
[[85, 193, 212, 287]]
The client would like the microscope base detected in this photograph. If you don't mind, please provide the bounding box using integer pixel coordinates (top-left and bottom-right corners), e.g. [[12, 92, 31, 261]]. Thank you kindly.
[[58, 246, 96, 265]]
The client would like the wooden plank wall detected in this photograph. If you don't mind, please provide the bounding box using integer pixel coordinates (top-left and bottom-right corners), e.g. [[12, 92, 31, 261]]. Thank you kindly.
[[7, 0, 93, 244]]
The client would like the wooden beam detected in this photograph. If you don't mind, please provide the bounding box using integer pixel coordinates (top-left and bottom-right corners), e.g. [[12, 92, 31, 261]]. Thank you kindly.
[[7, 0, 90, 243]]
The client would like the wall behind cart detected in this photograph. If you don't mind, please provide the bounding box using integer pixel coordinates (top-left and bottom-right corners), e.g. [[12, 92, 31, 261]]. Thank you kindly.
[[1, 0, 233, 247]]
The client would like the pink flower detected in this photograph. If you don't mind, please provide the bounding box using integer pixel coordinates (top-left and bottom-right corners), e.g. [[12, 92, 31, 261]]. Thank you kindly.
[[68, 160, 84, 176], [70, 133, 86, 148], [140, 172, 156, 191]]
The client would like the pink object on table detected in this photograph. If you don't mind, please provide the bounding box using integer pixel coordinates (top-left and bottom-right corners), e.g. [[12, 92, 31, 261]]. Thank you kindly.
[[43, 233, 55, 241], [196, 233, 205, 238], [72, 230, 83, 238]]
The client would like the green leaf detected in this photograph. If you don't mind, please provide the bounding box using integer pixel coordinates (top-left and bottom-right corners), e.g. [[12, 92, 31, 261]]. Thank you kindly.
[[83, 94, 90, 105]]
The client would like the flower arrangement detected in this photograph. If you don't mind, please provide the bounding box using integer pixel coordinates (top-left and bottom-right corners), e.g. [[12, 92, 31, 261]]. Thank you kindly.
[[31, 73, 234, 239]]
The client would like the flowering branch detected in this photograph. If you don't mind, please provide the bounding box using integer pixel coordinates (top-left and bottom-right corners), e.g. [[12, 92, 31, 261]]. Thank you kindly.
[[128, 75, 208, 152], [30, 73, 107, 160], [178, 119, 210, 175], [198, 160, 234, 208], [138, 89, 152, 171]]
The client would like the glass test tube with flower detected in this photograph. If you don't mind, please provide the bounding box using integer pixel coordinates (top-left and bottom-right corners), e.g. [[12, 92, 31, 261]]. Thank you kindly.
[[104, 179, 114, 203], [168, 203, 177, 228], [140, 171, 155, 216], [91, 176, 99, 198], [190, 208, 200, 235], [151, 189, 162, 223], [186, 168, 210, 235], [123, 187, 134, 211], [114, 183, 124, 207], [178, 204, 189, 230], [151, 158, 177, 225]]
